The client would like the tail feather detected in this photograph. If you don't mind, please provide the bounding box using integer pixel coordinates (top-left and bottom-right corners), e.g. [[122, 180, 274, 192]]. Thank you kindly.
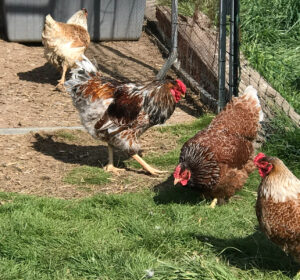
[[45, 14, 55, 25], [77, 55, 98, 74], [42, 14, 59, 42], [243, 85, 264, 122], [209, 85, 264, 140], [65, 55, 98, 93]]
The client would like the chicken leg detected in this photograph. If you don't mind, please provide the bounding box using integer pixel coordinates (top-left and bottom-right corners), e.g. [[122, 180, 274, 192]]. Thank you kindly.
[[103, 144, 125, 174], [56, 64, 68, 90], [209, 198, 218, 209], [132, 154, 167, 176]]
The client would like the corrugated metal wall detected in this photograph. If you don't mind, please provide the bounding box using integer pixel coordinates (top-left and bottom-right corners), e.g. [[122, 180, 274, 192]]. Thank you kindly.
[[3, 0, 146, 42]]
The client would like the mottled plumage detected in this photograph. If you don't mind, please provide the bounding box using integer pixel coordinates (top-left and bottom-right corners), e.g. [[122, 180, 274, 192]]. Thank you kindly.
[[255, 153, 300, 263], [174, 86, 263, 204], [42, 8, 90, 88], [65, 56, 186, 175]]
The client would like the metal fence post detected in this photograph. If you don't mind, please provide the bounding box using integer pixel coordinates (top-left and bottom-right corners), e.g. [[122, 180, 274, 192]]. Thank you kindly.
[[218, 0, 227, 112], [229, 0, 239, 98], [156, 0, 178, 80]]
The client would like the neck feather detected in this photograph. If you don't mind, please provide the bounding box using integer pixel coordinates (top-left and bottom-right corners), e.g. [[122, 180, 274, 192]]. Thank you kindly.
[[67, 12, 88, 30], [260, 165, 300, 203]]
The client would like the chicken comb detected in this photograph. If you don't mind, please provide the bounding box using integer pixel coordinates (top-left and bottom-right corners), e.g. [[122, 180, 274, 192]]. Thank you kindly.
[[176, 80, 186, 93], [254, 153, 266, 165]]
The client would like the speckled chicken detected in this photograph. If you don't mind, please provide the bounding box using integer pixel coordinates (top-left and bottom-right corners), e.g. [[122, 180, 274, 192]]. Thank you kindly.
[[173, 86, 263, 207], [65, 56, 186, 175], [42, 8, 90, 89], [254, 153, 300, 263]]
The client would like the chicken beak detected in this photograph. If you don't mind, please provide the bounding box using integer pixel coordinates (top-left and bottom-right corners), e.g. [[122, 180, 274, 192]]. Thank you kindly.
[[174, 178, 181, 185]]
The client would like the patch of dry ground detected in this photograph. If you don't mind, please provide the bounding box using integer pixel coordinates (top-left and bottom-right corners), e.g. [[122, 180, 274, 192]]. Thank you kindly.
[[0, 129, 178, 199], [0, 32, 198, 128], [0, 31, 203, 198]]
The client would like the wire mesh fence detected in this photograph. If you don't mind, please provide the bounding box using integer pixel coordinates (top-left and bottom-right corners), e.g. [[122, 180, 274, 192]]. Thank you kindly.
[[155, 2, 300, 125]]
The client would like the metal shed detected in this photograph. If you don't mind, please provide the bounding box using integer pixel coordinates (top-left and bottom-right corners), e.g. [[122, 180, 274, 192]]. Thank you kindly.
[[2, 0, 146, 42]]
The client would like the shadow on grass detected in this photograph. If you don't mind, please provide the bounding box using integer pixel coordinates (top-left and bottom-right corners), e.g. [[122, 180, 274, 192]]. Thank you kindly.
[[32, 133, 128, 168], [193, 231, 299, 277], [17, 63, 60, 86], [153, 175, 205, 205]]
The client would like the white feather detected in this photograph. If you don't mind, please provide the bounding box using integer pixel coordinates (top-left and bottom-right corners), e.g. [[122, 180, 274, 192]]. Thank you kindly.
[[65, 55, 97, 91], [243, 85, 264, 122], [262, 172, 300, 203]]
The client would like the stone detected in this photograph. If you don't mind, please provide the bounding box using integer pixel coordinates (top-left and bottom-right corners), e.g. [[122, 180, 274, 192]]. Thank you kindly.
[[282, 100, 290, 114]]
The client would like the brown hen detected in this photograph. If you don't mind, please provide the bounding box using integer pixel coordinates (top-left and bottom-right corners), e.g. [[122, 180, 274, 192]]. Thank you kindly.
[[254, 153, 300, 264], [174, 86, 263, 207], [42, 8, 90, 89]]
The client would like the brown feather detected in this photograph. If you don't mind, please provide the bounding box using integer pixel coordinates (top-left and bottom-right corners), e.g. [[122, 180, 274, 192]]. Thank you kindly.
[[176, 88, 261, 202], [256, 157, 300, 263], [257, 195, 300, 262], [55, 22, 90, 48], [210, 94, 260, 140], [42, 10, 90, 73], [82, 77, 115, 101], [68, 68, 185, 156]]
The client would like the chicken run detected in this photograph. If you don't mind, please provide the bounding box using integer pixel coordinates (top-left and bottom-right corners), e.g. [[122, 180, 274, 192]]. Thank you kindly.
[[0, 10, 198, 198], [1, 7, 300, 269]]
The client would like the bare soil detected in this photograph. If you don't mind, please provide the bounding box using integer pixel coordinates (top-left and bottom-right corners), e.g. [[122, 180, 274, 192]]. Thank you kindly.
[[0, 31, 204, 199]]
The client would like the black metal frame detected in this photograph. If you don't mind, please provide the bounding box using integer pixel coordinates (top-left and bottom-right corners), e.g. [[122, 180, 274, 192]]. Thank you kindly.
[[218, 0, 240, 112]]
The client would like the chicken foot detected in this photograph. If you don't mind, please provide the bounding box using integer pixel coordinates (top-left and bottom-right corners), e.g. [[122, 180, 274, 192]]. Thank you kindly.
[[132, 154, 167, 176], [209, 198, 218, 209], [103, 144, 125, 174]]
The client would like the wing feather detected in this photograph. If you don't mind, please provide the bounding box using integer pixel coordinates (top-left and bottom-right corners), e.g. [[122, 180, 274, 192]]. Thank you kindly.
[[189, 129, 253, 169]]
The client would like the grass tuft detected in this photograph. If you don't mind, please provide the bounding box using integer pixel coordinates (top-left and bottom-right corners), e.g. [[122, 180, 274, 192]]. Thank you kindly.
[[55, 131, 78, 141], [64, 166, 110, 185]]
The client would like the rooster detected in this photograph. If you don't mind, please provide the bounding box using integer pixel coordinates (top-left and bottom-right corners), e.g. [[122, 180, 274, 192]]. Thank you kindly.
[[42, 8, 90, 89], [173, 86, 263, 207], [254, 153, 300, 263], [65, 56, 186, 175]]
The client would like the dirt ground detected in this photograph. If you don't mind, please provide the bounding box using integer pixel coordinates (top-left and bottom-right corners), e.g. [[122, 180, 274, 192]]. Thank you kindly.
[[0, 31, 204, 199]]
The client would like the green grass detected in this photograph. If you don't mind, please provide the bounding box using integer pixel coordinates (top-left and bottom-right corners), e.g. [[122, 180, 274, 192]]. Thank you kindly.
[[0, 115, 299, 279], [56, 131, 78, 141], [158, 0, 219, 22], [240, 0, 300, 113], [261, 114, 300, 177], [64, 166, 111, 185], [158, 0, 300, 113]]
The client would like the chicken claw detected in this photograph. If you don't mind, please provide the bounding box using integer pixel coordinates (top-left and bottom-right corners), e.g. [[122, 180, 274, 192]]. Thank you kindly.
[[55, 82, 66, 92], [103, 164, 125, 175], [145, 166, 168, 176], [209, 198, 218, 209], [132, 154, 167, 176]]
